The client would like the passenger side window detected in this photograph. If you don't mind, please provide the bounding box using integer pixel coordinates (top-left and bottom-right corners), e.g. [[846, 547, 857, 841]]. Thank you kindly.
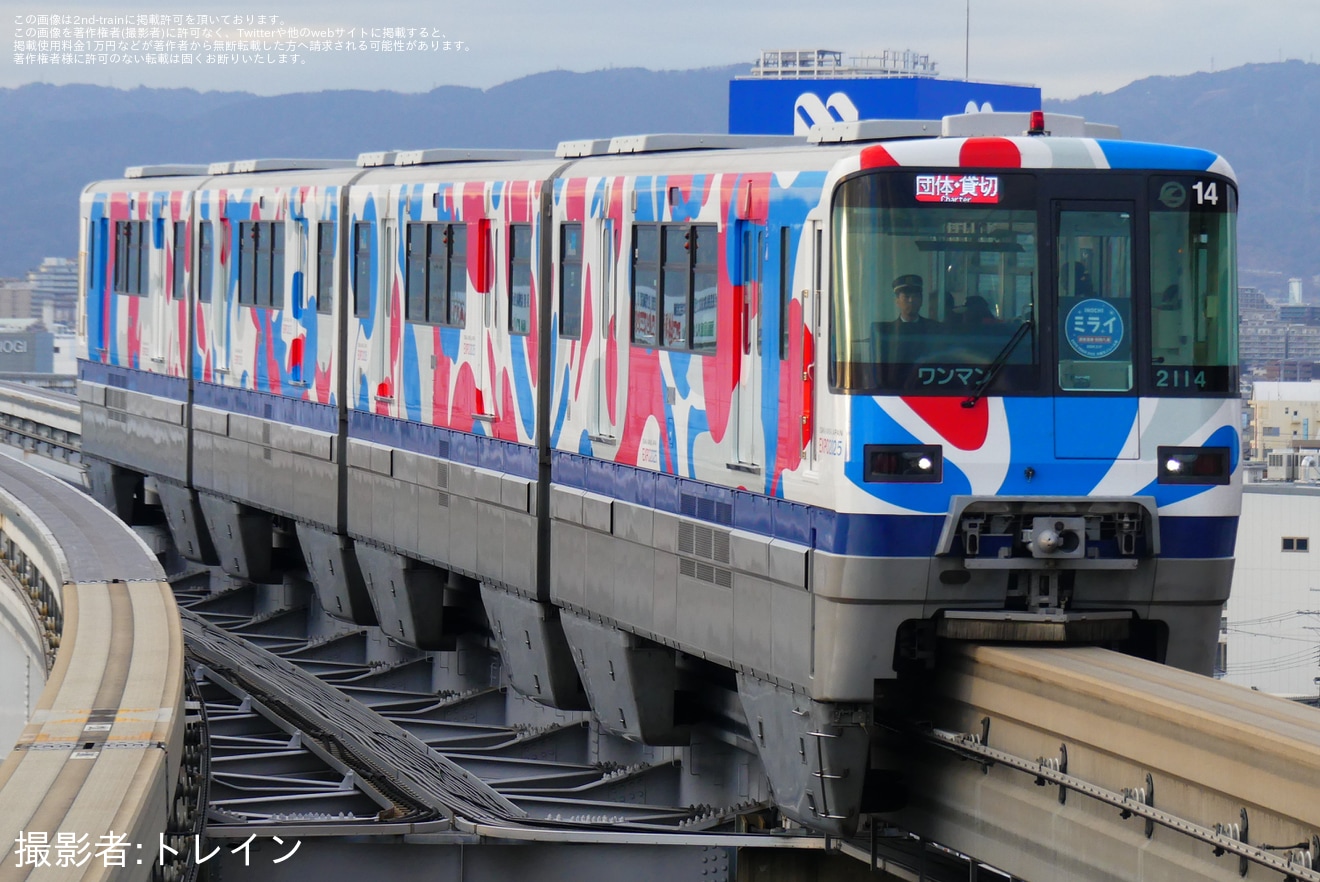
[[113, 220, 149, 296], [353, 221, 372, 318], [171, 221, 187, 301], [237, 221, 286, 309], [316, 223, 335, 315], [508, 224, 533, 336], [198, 222, 214, 304], [559, 223, 583, 338], [630, 222, 718, 352], [403, 222, 468, 326]]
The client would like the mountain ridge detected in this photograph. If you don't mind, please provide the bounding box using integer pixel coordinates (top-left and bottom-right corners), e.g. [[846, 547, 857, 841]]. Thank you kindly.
[[2, 60, 1315, 294]]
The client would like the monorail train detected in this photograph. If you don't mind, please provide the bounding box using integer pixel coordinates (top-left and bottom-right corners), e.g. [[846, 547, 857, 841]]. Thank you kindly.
[[76, 110, 1241, 834]]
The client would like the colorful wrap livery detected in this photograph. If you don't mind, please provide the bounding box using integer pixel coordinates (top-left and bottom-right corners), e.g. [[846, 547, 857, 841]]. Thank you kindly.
[[78, 113, 1241, 835]]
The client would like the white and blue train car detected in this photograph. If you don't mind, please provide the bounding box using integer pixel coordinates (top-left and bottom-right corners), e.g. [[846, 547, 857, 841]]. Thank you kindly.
[[78, 112, 1241, 834]]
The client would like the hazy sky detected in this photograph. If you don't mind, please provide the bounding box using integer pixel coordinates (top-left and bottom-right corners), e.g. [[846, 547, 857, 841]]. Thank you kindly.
[[5, 0, 1319, 99]]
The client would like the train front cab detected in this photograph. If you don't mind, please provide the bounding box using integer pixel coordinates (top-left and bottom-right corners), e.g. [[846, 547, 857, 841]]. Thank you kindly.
[[823, 157, 1240, 691]]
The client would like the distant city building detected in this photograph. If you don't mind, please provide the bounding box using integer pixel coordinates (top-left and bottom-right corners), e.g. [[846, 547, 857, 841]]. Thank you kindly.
[[26, 257, 78, 329], [1239, 286, 1270, 310], [1227, 484, 1320, 699], [1238, 284, 1320, 379], [0, 318, 54, 373], [1238, 322, 1320, 371], [50, 331, 76, 375], [1248, 381, 1320, 461], [1277, 304, 1320, 326], [1257, 361, 1316, 382], [0, 278, 36, 320], [1288, 277, 1304, 305]]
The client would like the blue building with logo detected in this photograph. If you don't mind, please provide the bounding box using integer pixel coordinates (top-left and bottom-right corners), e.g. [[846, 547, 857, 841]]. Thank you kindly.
[[729, 49, 1041, 135]]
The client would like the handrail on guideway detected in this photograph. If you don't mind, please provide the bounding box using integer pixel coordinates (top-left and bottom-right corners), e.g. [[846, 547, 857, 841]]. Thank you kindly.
[[0, 456, 188, 882], [885, 643, 1320, 882]]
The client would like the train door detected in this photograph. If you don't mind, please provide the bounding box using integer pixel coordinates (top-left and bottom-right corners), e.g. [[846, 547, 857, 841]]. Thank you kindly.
[[150, 210, 168, 366], [1052, 199, 1139, 459], [85, 216, 107, 355], [194, 215, 215, 380], [733, 222, 762, 470], [350, 214, 372, 407], [476, 222, 492, 419], [377, 217, 395, 408], [211, 200, 232, 379], [803, 218, 823, 472], [312, 213, 337, 391], [169, 213, 188, 377], [292, 216, 310, 387], [474, 218, 496, 421], [593, 217, 617, 441]]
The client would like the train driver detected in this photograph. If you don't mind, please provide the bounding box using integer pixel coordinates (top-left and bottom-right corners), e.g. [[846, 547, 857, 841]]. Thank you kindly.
[[887, 274, 937, 330], [872, 273, 938, 367]]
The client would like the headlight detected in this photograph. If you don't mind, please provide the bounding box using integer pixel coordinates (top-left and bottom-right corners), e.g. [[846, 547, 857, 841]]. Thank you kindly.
[[1157, 446, 1230, 485], [863, 444, 942, 483]]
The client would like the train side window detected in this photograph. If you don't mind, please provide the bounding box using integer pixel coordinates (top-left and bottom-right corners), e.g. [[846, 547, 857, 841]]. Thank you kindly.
[[560, 223, 583, 338], [254, 223, 269, 306], [113, 220, 148, 296], [171, 221, 186, 300], [508, 224, 532, 336], [405, 222, 427, 321], [198, 222, 214, 304], [626, 223, 721, 352], [403, 222, 467, 326], [316, 223, 334, 314], [417, 224, 438, 323], [778, 226, 791, 359], [238, 221, 285, 309], [132, 220, 147, 295], [85, 219, 96, 294], [1282, 537, 1310, 552], [269, 221, 285, 309], [631, 224, 659, 346], [448, 224, 467, 325], [353, 221, 372, 318], [238, 222, 254, 305], [691, 225, 717, 352], [661, 225, 689, 347]]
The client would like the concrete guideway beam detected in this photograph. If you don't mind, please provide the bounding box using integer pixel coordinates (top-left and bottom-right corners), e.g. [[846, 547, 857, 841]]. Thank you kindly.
[[0, 454, 190, 882], [888, 644, 1320, 881]]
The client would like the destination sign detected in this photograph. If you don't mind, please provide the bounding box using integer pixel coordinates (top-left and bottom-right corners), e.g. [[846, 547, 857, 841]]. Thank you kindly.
[[915, 174, 1000, 204]]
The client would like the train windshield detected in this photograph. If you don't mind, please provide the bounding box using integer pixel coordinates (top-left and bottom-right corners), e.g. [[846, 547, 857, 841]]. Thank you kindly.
[[1147, 176, 1238, 393], [830, 169, 1238, 396], [830, 171, 1039, 393]]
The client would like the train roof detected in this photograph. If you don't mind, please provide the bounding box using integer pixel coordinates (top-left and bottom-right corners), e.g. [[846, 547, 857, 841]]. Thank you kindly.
[[87, 110, 1236, 194]]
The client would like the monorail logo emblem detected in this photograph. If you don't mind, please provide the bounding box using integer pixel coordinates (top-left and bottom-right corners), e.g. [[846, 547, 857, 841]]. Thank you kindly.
[[916, 174, 1000, 204], [793, 91, 860, 135], [1065, 299, 1124, 359], [1158, 182, 1187, 209]]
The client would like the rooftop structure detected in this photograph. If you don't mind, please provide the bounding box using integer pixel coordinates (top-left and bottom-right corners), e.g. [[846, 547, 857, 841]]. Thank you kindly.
[[741, 48, 939, 80]]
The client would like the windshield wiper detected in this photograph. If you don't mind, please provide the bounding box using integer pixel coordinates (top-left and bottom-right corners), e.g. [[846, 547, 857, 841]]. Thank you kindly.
[[962, 320, 1033, 409]]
